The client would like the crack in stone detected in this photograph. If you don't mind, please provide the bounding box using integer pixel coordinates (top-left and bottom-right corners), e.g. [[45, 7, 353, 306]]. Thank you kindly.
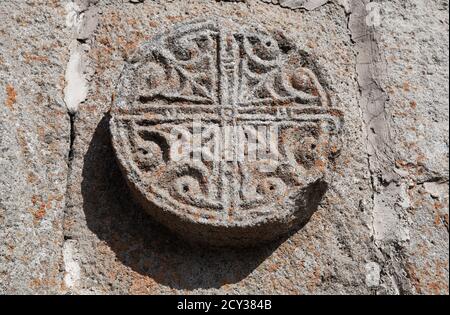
[[350, 8, 386, 294], [61, 0, 99, 293], [260, 0, 329, 10], [259, 0, 352, 11], [68, 112, 76, 162]]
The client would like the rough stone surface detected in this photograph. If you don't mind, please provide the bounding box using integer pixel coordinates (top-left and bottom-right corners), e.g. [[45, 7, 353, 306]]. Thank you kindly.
[[0, 0, 71, 294], [349, 0, 449, 294], [0, 0, 448, 294]]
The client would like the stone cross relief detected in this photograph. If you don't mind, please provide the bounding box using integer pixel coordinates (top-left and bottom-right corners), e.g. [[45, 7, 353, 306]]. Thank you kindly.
[[110, 18, 343, 246]]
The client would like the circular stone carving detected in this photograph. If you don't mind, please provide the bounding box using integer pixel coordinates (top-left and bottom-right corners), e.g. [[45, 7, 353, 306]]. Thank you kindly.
[[110, 18, 343, 246]]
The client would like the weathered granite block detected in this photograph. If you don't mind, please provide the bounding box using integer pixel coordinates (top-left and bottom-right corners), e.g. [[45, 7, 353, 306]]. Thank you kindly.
[[0, 0, 448, 295], [0, 0, 71, 294]]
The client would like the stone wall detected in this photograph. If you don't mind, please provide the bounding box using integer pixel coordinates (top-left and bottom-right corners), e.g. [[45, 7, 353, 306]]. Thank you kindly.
[[0, 0, 448, 294]]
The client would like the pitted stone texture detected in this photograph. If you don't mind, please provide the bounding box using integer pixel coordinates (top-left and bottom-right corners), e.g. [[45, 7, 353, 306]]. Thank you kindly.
[[60, 0, 447, 295], [110, 18, 343, 246]]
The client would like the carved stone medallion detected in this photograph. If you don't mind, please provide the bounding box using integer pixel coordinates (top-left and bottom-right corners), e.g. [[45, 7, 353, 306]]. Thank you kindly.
[[110, 18, 343, 246]]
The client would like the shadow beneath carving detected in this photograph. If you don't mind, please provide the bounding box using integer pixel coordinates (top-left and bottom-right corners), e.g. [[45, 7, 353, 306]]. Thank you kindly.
[[81, 114, 326, 290]]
